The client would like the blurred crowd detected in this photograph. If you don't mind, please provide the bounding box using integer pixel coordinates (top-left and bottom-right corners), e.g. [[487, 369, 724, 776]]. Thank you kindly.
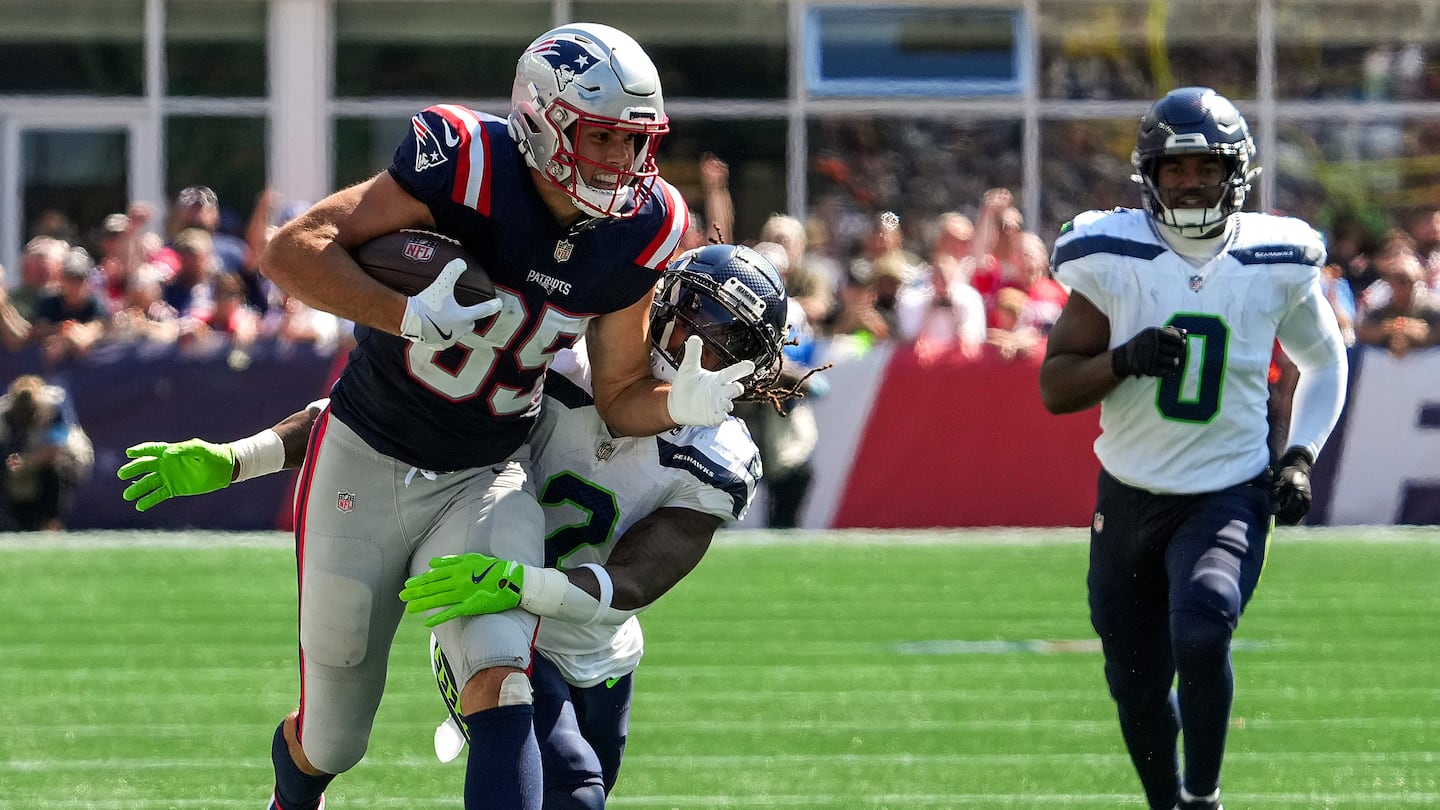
[[0, 185, 348, 370], [4, 157, 1439, 532]]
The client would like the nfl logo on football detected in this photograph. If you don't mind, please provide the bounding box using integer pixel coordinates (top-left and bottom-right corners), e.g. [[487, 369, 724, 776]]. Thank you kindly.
[[403, 238, 436, 263], [336, 492, 356, 513]]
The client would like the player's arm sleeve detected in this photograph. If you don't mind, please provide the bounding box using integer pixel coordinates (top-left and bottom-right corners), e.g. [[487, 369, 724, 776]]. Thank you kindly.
[[520, 507, 724, 626], [1275, 277, 1349, 460]]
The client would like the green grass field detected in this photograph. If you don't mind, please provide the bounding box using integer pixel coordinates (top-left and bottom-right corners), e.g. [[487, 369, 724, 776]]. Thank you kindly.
[[2, 527, 1437, 809]]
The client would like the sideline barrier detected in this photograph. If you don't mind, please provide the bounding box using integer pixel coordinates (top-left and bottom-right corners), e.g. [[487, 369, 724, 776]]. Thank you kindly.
[[2, 341, 1434, 530], [1, 339, 337, 530]]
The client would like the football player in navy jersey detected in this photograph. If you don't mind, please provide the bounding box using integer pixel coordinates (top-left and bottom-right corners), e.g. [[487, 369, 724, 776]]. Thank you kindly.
[[253, 23, 752, 810], [119, 245, 796, 809], [1039, 88, 1349, 810]]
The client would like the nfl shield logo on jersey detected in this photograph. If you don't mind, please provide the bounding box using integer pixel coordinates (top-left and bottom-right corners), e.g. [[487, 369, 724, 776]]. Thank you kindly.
[[337, 492, 356, 513], [1189, 274, 1204, 292], [554, 239, 574, 262], [404, 238, 436, 263]]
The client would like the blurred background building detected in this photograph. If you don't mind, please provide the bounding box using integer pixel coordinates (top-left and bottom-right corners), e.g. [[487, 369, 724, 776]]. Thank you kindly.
[[1, 0, 1438, 268]]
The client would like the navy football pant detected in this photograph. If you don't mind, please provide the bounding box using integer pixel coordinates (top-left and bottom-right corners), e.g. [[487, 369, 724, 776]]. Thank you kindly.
[[1087, 469, 1271, 810], [531, 651, 633, 809]]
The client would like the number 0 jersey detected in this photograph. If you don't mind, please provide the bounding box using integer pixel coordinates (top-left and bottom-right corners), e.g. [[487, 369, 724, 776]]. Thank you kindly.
[[329, 104, 690, 471], [531, 346, 762, 687], [1053, 208, 1327, 494]]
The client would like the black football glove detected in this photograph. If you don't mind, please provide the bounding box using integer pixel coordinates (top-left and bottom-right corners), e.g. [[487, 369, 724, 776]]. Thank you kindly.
[[1271, 446, 1315, 526], [1111, 326, 1188, 378]]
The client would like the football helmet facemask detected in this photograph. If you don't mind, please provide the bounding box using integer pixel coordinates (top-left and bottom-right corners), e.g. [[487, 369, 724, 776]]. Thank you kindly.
[[1131, 86, 1257, 237], [649, 244, 788, 394], [509, 22, 668, 219]]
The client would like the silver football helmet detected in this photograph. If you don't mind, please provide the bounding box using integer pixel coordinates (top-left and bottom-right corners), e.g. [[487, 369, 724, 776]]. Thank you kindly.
[[508, 23, 668, 219]]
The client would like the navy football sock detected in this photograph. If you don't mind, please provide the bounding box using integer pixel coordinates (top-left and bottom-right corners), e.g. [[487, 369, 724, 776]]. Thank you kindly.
[[463, 705, 542, 810], [270, 722, 333, 810], [1114, 686, 1181, 810]]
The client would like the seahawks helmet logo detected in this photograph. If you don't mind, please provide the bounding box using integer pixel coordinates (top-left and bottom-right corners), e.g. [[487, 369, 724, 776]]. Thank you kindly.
[[527, 37, 602, 92]]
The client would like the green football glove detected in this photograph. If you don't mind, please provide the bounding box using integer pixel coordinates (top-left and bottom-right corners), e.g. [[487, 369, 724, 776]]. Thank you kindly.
[[117, 439, 236, 512], [400, 553, 525, 628]]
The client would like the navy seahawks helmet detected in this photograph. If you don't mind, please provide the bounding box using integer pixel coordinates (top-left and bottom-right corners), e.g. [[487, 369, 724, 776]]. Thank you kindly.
[[1131, 87, 1257, 237], [649, 244, 788, 393]]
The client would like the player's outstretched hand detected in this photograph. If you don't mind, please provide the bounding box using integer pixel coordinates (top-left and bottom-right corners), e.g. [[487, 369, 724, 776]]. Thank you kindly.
[[666, 335, 754, 427], [1111, 326, 1188, 378], [117, 439, 235, 512], [400, 553, 525, 628], [1271, 446, 1314, 526], [399, 259, 502, 349]]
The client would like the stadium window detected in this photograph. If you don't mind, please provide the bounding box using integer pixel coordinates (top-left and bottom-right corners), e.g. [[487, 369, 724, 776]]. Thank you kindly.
[[166, 0, 267, 98], [572, 1, 789, 99], [1274, 0, 1440, 101], [0, 0, 144, 95], [333, 0, 549, 99], [804, 5, 1027, 98]]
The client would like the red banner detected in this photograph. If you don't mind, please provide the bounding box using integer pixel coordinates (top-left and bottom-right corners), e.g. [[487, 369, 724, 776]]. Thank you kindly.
[[832, 349, 1101, 528]]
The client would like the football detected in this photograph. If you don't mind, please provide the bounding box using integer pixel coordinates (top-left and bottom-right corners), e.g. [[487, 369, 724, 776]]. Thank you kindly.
[[351, 229, 495, 307]]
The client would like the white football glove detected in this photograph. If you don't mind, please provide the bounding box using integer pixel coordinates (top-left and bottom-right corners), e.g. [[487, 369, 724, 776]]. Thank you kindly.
[[398, 259, 502, 349], [666, 335, 754, 427]]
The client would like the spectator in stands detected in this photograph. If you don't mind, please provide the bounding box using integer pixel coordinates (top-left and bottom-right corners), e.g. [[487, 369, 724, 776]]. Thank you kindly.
[[29, 209, 78, 245], [1005, 232, 1069, 333], [266, 292, 348, 355], [192, 272, 262, 368], [970, 187, 1030, 323], [1354, 247, 1440, 358], [1320, 262, 1358, 347], [0, 261, 33, 351], [1405, 206, 1440, 280], [0, 374, 93, 532], [94, 212, 139, 311], [697, 152, 735, 244], [738, 241, 826, 529], [108, 262, 180, 344], [849, 210, 924, 289], [912, 261, 985, 365], [167, 185, 249, 274], [985, 287, 1045, 362], [32, 247, 110, 363], [163, 227, 218, 319], [1358, 229, 1431, 319], [12, 236, 67, 321], [760, 213, 836, 328], [826, 272, 891, 355]]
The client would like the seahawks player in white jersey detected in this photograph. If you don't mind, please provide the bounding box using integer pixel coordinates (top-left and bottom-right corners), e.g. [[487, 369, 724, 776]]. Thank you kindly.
[[406, 243, 790, 808], [118, 244, 794, 810], [1040, 87, 1348, 810]]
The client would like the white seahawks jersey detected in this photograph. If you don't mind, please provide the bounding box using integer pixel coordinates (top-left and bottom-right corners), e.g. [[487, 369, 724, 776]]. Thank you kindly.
[[1053, 209, 1327, 494], [531, 346, 761, 687]]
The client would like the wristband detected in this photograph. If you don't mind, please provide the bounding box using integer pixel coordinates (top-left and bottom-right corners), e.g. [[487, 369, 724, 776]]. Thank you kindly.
[[228, 429, 285, 483], [520, 564, 634, 626], [578, 563, 614, 617]]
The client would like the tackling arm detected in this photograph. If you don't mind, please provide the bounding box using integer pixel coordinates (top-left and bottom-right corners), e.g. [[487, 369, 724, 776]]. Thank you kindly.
[[117, 401, 322, 512], [401, 507, 724, 627]]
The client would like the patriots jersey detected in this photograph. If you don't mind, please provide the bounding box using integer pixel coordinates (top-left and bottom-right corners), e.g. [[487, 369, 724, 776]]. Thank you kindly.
[[329, 104, 690, 471], [1053, 209, 1327, 494], [531, 346, 761, 686]]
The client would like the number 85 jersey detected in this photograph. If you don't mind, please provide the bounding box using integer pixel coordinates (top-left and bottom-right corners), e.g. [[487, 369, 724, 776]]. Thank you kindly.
[[1053, 208, 1334, 494]]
